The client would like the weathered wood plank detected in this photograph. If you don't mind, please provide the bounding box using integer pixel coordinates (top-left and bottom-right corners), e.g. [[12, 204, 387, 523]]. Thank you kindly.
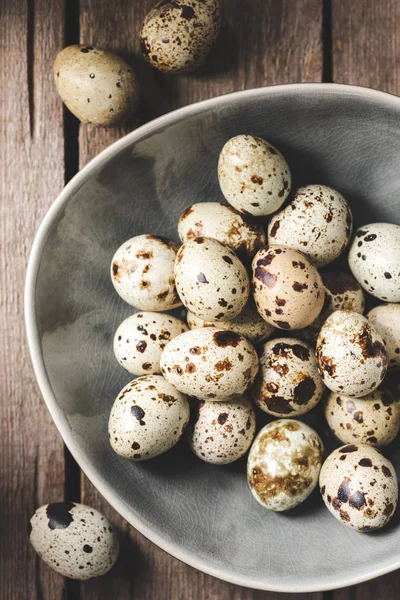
[[0, 0, 66, 598], [79, 1, 323, 598]]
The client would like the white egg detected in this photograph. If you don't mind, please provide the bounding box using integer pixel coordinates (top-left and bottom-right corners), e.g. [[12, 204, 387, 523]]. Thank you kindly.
[[247, 420, 324, 511], [108, 375, 189, 460], [29, 503, 119, 580], [186, 396, 256, 464], [320, 444, 398, 531], [348, 223, 400, 302], [316, 310, 387, 397], [251, 337, 325, 417], [268, 185, 352, 267], [174, 237, 249, 321], [114, 312, 188, 376], [160, 328, 259, 401], [111, 234, 182, 311], [218, 135, 291, 216], [367, 304, 400, 370]]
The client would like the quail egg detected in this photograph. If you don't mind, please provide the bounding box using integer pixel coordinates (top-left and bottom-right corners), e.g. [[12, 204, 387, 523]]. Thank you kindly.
[[247, 420, 324, 511], [316, 310, 388, 397], [367, 304, 400, 370], [320, 444, 398, 531], [218, 135, 291, 216]]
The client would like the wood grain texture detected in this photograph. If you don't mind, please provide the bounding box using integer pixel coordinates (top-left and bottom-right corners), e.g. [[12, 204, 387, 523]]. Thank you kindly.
[[0, 0, 66, 599], [78, 1, 323, 599]]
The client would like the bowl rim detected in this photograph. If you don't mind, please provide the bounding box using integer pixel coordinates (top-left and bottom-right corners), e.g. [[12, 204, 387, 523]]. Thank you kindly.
[[25, 82, 400, 593]]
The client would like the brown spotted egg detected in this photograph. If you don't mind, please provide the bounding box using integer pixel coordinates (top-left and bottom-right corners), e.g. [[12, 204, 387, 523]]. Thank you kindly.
[[114, 312, 188, 376], [325, 387, 400, 448], [218, 135, 291, 216], [252, 246, 325, 330], [111, 234, 182, 311], [251, 337, 325, 417], [348, 223, 400, 302], [178, 202, 266, 262], [247, 420, 324, 511], [268, 185, 352, 267], [29, 503, 119, 579], [160, 328, 259, 401], [320, 444, 398, 531], [108, 375, 189, 460], [368, 304, 400, 371], [316, 310, 388, 397], [140, 0, 221, 74], [186, 396, 256, 464], [186, 301, 275, 345], [174, 237, 249, 321]]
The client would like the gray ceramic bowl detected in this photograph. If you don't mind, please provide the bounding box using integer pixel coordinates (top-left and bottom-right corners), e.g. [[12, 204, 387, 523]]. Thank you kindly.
[[26, 84, 400, 592]]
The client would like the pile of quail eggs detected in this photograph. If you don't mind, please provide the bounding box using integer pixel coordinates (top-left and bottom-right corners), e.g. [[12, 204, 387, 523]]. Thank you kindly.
[[109, 134, 400, 533]]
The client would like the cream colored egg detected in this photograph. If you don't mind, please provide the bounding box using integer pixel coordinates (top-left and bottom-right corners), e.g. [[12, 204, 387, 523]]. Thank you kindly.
[[368, 304, 400, 370], [186, 396, 256, 464], [316, 310, 387, 397], [111, 234, 182, 311], [175, 237, 249, 321], [54, 45, 139, 126], [252, 246, 325, 329], [320, 444, 398, 531], [218, 135, 291, 216], [251, 337, 325, 417], [160, 328, 259, 401], [247, 420, 324, 511]]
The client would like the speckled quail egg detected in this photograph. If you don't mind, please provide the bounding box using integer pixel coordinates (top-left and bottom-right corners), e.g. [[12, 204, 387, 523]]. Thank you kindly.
[[252, 246, 325, 330], [218, 135, 291, 216], [325, 387, 400, 448], [186, 396, 256, 464], [320, 443, 398, 531], [160, 328, 259, 401], [114, 312, 188, 376], [316, 310, 387, 398], [111, 234, 182, 311], [29, 502, 119, 579], [186, 301, 275, 345], [247, 420, 324, 511], [368, 304, 400, 370], [178, 202, 266, 262], [140, 0, 221, 74], [348, 223, 400, 302], [251, 337, 325, 417], [268, 185, 352, 267], [54, 45, 139, 126], [175, 237, 249, 321], [108, 375, 189, 460]]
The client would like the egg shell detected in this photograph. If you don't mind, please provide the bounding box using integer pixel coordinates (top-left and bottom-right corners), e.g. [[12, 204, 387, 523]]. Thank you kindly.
[[186, 396, 256, 464], [252, 245, 325, 330], [325, 388, 400, 448], [111, 234, 182, 311], [348, 223, 400, 302], [174, 237, 249, 321], [178, 202, 266, 262], [140, 0, 221, 73], [54, 45, 139, 126], [319, 443, 398, 531], [316, 310, 388, 397], [218, 135, 291, 216], [367, 304, 400, 370], [251, 337, 325, 417], [160, 328, 259, 401], [108, 375, 189, 460], [268, 185, 352, 267], [114, 312, 188, 376], [186, 302, 275, 345], [247, 420, 324, 511], [29, 503, 119, 580]]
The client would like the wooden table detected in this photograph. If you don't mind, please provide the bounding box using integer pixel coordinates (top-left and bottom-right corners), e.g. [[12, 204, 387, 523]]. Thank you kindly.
[[1, 1, 399, 598]]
